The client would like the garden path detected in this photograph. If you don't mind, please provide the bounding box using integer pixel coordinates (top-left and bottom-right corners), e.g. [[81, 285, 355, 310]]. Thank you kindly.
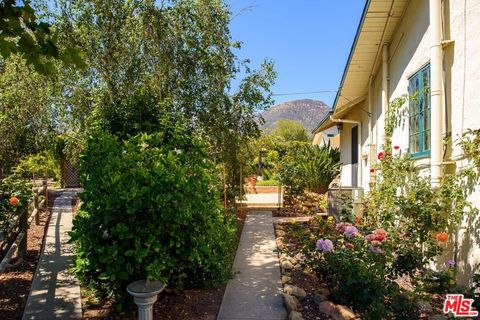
[[22, 189, 82, 320], [217, 210, 287, 320], [238, 193, 282, 208]]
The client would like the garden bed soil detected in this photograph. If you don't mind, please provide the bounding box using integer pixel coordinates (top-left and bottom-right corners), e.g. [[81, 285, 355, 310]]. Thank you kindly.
[[82, 287, 227, 320], [0, 191, 59, 320], [82, 208, 247, 320]]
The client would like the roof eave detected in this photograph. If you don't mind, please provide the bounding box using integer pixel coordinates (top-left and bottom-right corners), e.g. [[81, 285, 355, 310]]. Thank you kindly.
[[331, 0, 372, 113], [312, 111, 334, 134]]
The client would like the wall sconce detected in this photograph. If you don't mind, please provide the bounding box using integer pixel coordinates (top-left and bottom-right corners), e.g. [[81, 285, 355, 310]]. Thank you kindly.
[[336, 122, 343, 132]]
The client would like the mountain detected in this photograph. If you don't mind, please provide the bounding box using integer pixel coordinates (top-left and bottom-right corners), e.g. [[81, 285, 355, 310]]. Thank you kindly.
[[261, 99, 331, 133]]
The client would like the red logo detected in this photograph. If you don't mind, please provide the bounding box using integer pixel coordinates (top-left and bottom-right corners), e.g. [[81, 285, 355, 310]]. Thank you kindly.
[[443, 294, 478, 317]]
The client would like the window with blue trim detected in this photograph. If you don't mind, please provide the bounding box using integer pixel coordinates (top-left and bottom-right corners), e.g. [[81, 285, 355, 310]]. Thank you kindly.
[[408, 64, 431, 158]]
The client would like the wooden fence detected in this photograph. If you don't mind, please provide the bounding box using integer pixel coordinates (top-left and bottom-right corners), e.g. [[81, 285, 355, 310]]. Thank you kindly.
[[0, 184, 47, 273]]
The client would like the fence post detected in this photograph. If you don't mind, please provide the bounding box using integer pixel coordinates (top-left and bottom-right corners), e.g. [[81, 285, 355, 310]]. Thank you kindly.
[[43, 173, 48, 209], [18, 208, 28, 259], [34, 193, 40, 225]]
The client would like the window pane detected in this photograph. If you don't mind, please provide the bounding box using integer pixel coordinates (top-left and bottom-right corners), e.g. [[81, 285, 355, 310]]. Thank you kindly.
[[423, 110, 430, 131], [414, 134, 420, 154], [423, 67, 431, 110], [424, 129, 430, 151], [408, 64, 430, 156], [409, 76, 420, 114], [411, 114, 419, 133], [410, 134, 420, 154]]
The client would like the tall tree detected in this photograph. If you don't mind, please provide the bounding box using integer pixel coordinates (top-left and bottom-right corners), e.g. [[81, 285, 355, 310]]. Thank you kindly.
[[273, 119, 310, 142], [51, 0, 276, 200], [0, 0, 84, 74]]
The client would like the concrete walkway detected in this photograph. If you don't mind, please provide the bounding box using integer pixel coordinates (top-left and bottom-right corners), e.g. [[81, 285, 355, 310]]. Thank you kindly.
[[217, 211, 287, 320], [23, 189, 82, 320], [238, 193, 283, 208]]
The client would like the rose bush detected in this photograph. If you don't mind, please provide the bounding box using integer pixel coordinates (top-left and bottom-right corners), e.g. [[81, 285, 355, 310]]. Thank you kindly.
[[0, 175, 33, 242], [301, 217, 463, 319]]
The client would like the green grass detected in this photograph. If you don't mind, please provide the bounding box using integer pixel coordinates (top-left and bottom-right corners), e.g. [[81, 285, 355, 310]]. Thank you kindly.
[[255, 179, 279, 186]]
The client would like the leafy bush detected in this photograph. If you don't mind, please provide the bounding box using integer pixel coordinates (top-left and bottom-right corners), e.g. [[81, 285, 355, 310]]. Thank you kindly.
[[299, 143, 341, 194], [70, 127, 236, 303], [279, 143, 341, 197], [12, 152, 60, 181]]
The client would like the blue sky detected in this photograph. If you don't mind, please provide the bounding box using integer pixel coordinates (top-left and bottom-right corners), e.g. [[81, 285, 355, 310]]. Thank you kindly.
[[227, 1, 366, 106]]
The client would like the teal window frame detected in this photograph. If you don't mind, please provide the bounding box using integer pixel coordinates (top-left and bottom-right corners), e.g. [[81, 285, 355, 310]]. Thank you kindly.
[[408, 64, 431, 159]]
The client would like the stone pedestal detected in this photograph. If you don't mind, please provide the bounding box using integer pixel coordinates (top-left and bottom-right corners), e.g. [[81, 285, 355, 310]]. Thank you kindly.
[[127, 280, 165, 320]]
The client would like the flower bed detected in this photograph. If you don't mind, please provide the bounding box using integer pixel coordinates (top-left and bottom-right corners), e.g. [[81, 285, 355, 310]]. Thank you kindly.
[[275, 216, 480, 320]]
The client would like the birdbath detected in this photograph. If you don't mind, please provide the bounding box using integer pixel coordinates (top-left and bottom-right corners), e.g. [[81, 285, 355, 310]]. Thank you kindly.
[[127, 280, 165, 320]]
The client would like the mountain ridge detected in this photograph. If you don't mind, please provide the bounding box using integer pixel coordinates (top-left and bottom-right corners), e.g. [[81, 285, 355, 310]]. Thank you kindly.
[[261, 99, 331, 133]]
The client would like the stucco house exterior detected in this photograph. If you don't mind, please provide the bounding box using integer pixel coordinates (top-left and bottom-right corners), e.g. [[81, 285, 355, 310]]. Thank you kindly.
[[313, 0, 480, 284], [312, 127, 340, 149]]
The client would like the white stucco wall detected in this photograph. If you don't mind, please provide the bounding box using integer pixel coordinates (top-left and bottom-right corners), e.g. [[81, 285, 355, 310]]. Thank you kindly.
[[336, 0, 480, 284], [445, 0, 480, 285]]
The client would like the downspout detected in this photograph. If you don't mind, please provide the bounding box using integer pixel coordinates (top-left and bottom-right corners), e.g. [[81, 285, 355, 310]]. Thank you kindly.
[[381, 43, 389, 146], [330, 116, 362, 187], [430, 0, 444, 186], [368, 75, 374, 187]]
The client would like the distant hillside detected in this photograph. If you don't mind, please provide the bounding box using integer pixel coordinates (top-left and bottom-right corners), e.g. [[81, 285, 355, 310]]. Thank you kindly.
[[261, 99, 331, 133]]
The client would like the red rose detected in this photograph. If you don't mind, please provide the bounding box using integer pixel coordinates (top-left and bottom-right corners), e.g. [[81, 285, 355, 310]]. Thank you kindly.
[[374, 229, 388, 241], [370, 168, 375, 173], [394, 146, 400, 150], [378, 152, 384, 160], [9, 196, 19, 206], [436, 232, 448, 243]]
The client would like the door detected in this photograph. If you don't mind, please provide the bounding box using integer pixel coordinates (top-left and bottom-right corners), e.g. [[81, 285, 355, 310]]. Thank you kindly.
[[351, 126, 358, 187]]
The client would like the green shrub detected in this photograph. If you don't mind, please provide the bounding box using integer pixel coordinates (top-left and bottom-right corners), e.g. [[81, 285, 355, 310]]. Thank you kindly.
[[279, 143, 341, 197], [70, 127, 236, 303], [12, 151, 60, 181]]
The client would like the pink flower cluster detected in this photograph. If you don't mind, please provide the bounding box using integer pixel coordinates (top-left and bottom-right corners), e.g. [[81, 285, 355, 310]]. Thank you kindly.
[[316, 239, 334, 252], [366, 229, 388, 253], [336, 222, 353, 233]]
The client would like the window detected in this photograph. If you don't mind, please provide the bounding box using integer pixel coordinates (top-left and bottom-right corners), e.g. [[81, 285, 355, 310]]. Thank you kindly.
[[408, 64, 431, 158]]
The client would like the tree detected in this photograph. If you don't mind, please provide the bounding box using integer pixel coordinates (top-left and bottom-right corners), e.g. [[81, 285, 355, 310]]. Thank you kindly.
[[273, 119, 310, 142], [0, 0, 84, 74], [0, 56, 58, 175], [51, 0, 276, 202]]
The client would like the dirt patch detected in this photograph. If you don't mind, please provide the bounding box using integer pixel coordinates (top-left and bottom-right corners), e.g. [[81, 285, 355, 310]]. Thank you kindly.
[[0, 190, 59, 320], [82, 287, 226, 320]]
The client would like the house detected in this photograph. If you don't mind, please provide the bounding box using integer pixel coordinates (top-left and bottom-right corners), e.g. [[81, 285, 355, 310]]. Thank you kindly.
[[313, 0, 480, 284], [312, 127, 340, 149]]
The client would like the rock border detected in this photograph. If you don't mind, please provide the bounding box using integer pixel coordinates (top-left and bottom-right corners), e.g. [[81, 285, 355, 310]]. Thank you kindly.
[[274, 221, 356, 320]]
